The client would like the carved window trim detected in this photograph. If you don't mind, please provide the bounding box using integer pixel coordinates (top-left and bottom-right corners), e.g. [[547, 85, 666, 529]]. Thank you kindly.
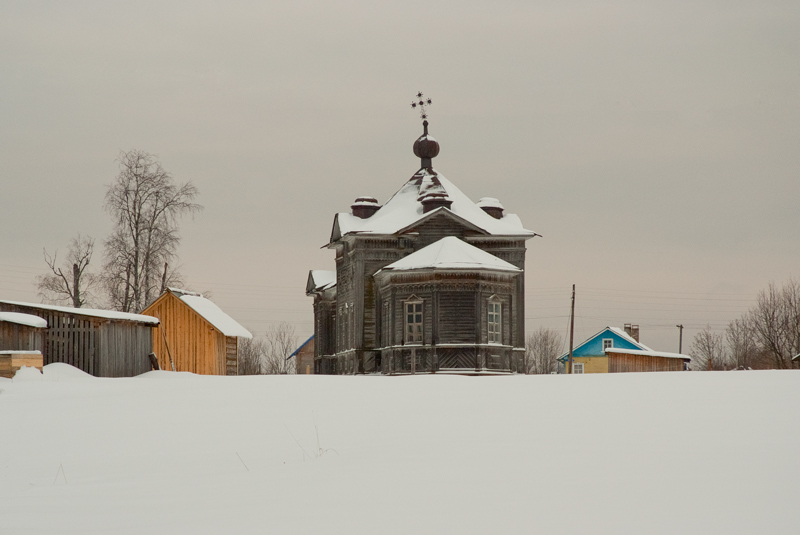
[[404, 295, 423, 345]]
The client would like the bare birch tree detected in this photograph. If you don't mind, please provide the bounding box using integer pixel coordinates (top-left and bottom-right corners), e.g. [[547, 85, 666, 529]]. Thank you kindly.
[[523, 327, 562, 374], [103, 150, 201, 312], [263, 322, 297, 374], [725, 316, 762, 369], [36, 234, 98, 308]]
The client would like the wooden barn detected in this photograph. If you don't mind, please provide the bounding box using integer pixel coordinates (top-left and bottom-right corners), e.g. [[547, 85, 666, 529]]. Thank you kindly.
[[143, 288, 252, 375], [558, 324, 690, 373], [307, 119, 539, 374], [0, 300, 158, 377]]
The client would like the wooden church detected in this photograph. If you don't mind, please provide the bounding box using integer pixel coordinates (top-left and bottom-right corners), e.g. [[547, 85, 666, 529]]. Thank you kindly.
[[307, 111, 538, 375]]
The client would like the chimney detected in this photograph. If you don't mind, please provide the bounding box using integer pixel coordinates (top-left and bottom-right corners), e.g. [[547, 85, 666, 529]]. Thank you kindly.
[[624, 323, 640, 343], [351, 196, 381, 219], [477, 197, 504, 219], [420, 192, 453, 213]]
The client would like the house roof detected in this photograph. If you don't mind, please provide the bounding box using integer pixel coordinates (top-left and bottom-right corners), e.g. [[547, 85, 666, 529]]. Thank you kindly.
[[0, 300, 159, 325], [558, 326, 652, 361], [287, 334, 314, 360], [0, 312, 48, 328], [604, 348, 691, 360], [330, 168, 538, 243], [167, 289, 252, 339], [306, 270, 336, 294], [376, 236, 522, 274]]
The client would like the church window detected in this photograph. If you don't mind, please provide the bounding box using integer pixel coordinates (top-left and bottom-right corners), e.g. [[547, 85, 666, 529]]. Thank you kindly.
[[488, 299, 502, 344], [405, 300, 423, 344]]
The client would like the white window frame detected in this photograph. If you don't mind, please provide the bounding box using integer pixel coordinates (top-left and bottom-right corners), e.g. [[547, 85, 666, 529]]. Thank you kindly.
[[487, 298, 502, 344], [602, 338, 613, 351], [573, 362, 584, 374], [404, 298, 423, 344]]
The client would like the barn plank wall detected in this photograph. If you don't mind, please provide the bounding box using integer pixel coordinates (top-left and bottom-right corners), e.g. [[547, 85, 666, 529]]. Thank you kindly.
[[0, 303, 153, 377], [0, 322, 44, 352], [144, 292, 234, 376], [607, 352, 686, 372]]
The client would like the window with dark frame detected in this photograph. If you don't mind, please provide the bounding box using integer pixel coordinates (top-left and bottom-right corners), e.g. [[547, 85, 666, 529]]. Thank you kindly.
[[603, 338, 613, 351], [405, 301, 423, 344]]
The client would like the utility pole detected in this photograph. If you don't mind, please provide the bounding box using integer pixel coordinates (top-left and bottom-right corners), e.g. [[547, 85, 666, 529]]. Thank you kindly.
[[676, 324, 684, 354], [568, 284, 575, 374]]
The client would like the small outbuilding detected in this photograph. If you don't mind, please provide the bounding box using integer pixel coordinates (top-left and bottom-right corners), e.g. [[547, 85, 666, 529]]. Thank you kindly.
[[143, 288, 252, 375], [0, 300, 158, 377], [289, 335, 315, 374]]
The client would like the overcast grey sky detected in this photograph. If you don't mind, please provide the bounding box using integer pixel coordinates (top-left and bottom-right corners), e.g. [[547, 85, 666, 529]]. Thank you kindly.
[[2, 1, 798, 353]]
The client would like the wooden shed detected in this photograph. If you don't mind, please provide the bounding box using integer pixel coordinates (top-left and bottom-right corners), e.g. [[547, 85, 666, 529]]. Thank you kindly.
[[142, 288, 252, 375], [0, 300, 158, 377], [0, 311, 47, 352], [289, 335, 315, 374], [604, 348, 690, 372]]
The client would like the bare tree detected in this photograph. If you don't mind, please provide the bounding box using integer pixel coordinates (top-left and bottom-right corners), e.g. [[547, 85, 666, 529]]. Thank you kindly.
[[238, 336, 266, 375], [103, 150, 201, 312], [748, 279, 800, 369], [36, 234, 98, 308], [263, 322, 297, 374], [725, 316, 763, 369], [523, 327, 562, 374], [691, 326, 730, 371]]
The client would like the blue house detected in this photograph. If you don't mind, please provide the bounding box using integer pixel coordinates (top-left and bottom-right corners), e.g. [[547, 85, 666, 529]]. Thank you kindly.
[[559, 324, 690, 373], [558, 324, 651, 374]]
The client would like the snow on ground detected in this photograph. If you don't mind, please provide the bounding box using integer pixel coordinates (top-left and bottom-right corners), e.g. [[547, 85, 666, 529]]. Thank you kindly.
[[1, 367, 798, 534]]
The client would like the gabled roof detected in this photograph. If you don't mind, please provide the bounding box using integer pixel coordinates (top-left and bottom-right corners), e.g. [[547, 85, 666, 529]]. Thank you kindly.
[[0, 300, 159, 325], [558, 326, 652, 361], [330, 168, 537, 243], [306, 270, 336, 294], [376, 236, 521, 274], [166, 289, 252, 339]]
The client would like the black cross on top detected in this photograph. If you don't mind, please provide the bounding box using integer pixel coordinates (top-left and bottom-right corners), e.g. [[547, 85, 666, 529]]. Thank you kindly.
[[410, 92, 433, 121]]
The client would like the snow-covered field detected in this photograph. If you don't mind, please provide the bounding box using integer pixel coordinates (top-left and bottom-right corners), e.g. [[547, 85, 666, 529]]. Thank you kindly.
[[1, 365, 798, 534]]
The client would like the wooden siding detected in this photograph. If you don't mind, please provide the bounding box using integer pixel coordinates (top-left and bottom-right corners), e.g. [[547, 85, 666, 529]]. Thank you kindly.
[[0, 322, 44, 352], [568, 356, 609, 374], [0, 303, 152, 377], [0, 351, 43, 378], [144, 292, 229, 375], [225, 337, 238, 376], [608, 352, 686, 373]]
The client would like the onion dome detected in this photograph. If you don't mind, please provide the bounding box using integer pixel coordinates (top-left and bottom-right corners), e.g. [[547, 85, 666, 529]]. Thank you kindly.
[[351, 196, 381, 219], [413, 120, 440, 168]]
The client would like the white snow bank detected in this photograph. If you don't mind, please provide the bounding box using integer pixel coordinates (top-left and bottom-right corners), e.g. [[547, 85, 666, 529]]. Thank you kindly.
[[42, 363, 94, 381], [0, 371, 798, 534], [12, 365, 42, 381], [0, 300, 159, 325], [0, 311, 47, 328], [135, 369, 197, 380]]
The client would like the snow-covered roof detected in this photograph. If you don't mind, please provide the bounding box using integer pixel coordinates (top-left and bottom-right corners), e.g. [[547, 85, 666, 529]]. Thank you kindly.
[[331, 168, 537, 242], [476, 197, 504, 210], [604, 348, 691, 360], [607, 327, 653, 351], [306, 270, 336, 294], [169, 291, 252, 339], [0, 312, 48, 328], [0, 300, 159, 325], [376, 236, 522, 274]]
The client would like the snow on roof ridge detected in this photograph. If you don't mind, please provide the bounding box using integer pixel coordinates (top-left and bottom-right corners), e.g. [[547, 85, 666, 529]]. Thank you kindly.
[[0, 300, 159, 325], [377, 236, 521, 273], [331, 168, 537, 241], [176, 294, 252, 339], [168, 287, 203, 297], [607, 326, 653, 351], [0, 312, 48, 328]]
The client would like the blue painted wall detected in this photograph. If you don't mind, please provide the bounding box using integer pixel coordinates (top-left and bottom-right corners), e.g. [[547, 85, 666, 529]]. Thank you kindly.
[[560, 328, 642, 360]]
